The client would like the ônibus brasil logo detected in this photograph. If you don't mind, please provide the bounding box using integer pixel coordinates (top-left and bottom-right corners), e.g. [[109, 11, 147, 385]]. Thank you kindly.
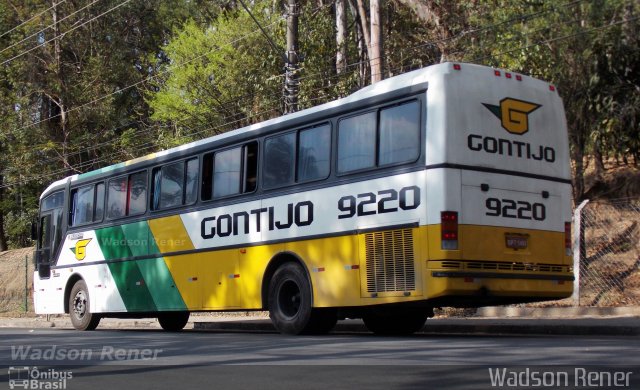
[[482, 98, 541, 135]]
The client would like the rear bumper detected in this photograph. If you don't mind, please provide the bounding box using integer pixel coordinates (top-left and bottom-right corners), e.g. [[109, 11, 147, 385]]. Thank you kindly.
[[425, 260, 573, 305]]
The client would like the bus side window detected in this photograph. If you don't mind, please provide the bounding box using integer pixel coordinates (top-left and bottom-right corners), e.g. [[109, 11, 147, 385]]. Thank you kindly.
[[379, 101, 420, 166], [71, 185, 95, 226], [107, 176, 127, 219], [128, 171, 147, 216], [94, 183, 105, 222], [107, 171, 147, 219], [152, 158, 199, 210], [203, 142, 257, 200], [298, 124, 330, 182], [337, 111, 376, 173], [264, 132, 295, 189], [243, 142, 258, 193], [185, 158, 199, 204], [202, 153, 214, 201], [70, 183, 104, 226], [159, 162, 184, 209], [213, 146, 242, 198]]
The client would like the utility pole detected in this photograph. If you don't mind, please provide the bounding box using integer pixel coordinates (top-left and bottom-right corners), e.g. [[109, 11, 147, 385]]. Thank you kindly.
[[284, 0, 300, 114]]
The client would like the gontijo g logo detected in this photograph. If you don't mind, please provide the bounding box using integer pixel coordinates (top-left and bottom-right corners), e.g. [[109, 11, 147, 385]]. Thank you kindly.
[[483, 98, 541, 135], [70, 238, 92, 261]]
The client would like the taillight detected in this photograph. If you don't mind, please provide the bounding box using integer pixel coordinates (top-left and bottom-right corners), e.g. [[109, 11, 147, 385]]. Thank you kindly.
[[564, 222, 572, 256], [441, 211, 459, 250]]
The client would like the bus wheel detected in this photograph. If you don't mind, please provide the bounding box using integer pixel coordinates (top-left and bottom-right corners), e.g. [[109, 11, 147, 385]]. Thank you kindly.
[[158, 312, 190, 331], [363, 311, 428, 336], [268, 262, 315, 335], [69, 280, 101, 331]]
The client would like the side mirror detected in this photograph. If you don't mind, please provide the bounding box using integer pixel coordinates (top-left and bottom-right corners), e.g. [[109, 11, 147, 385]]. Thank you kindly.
[[38, 262, 51, 279], [30, 221, 38, 241]]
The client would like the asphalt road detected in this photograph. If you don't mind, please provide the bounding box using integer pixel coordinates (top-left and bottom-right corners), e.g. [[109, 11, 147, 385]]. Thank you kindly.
[[2, 328, 639, 389]]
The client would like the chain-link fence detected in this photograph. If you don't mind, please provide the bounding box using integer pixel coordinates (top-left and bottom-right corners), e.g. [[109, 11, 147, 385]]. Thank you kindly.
[[0, 250, 33, 314], [574, 198, 640, 307]]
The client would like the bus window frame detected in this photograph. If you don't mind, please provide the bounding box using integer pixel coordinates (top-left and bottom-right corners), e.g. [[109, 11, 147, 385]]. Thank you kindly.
[[69, 182, 105, 227], [262, 122, 332, 191], [335, 98, 422, 177], [150, 157, 199, 213], [201, 141, 259, 203], [106, 170, 149, 221]]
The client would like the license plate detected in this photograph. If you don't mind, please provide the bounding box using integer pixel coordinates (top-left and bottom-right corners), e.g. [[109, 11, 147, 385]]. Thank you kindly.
[[505, 234, 528, 249]]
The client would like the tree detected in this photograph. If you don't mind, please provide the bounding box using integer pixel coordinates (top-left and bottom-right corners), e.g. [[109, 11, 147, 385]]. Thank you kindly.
[[0, 0, 201, 248]]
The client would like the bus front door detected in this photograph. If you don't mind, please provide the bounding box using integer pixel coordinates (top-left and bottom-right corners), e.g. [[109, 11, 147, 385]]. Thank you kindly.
[[35, 207, 63, 279]]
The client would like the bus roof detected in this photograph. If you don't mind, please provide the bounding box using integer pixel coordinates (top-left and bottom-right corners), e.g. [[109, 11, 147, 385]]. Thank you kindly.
[[40, 62, 553, 199]]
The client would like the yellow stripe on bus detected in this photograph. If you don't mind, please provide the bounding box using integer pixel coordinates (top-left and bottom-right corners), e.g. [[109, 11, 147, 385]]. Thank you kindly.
[[148, 216, 201, 308]]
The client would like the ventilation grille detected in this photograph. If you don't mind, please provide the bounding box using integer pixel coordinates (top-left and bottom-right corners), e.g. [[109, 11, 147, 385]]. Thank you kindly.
[[436, 261, 570, 273], [365, 229, 416, 293]]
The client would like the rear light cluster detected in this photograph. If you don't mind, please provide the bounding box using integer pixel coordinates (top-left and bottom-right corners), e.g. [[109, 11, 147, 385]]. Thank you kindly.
[[441, 211, 459, 250], [453, 63, 556, 90], [493, 69, 523, 81]]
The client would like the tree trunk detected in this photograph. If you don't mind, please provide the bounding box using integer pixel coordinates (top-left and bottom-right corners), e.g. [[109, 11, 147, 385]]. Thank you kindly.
[[355, 0, 372, 62], [52, 0, 70, 174], [335, 0, 347, 75], [347, 0, 367, 86], [284, 0, 300, 113], [571, 127, 586, 202], [369, 0, 382, 83]]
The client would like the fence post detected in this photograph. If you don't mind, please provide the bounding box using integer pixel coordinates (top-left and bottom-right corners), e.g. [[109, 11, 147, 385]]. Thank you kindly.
[[572, 200, 590, 306], [24, 254, 28, 313]]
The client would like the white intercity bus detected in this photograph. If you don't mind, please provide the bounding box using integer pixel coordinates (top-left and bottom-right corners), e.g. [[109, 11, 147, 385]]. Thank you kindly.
[[32, 62, 573, 335]]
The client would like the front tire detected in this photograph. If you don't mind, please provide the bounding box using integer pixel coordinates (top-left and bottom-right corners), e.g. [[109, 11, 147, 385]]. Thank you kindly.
[[158, 312, 190, 331], [69, 280, 101, 331], [268, 262, 335, 335]]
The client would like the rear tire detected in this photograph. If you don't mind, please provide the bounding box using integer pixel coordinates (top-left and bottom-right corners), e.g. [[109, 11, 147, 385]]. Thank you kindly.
[[363, 310, 428, 336], [69, 280, 101, 331], [158, 312, 190, 331], [269, 262, 335, 335]]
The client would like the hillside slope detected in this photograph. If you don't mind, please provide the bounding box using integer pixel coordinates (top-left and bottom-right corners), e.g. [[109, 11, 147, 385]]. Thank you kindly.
[[0, 247, 34, 315]]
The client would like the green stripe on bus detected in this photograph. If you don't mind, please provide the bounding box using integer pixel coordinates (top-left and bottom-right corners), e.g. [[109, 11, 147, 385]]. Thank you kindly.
[[137, 258, 187, 310], [96, 226, 132, 259], [121, 221, 149, 257], [96, 224, 156, 312], [107, 260, 158, 312], [96, 223, 186, 311]]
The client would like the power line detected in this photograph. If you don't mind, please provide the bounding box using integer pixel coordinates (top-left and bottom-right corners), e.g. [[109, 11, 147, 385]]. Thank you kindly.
[[0, 0, 100, 57], [0, 0, 128, 67], [1, 5, 635, 190], [4, 17, 288, 172], [7, 16, 285, 136], [0, 0, 68, 40]]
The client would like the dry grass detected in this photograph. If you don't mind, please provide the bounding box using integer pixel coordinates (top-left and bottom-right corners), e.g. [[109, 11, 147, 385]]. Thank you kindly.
[[0, 247, 34, 315]]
